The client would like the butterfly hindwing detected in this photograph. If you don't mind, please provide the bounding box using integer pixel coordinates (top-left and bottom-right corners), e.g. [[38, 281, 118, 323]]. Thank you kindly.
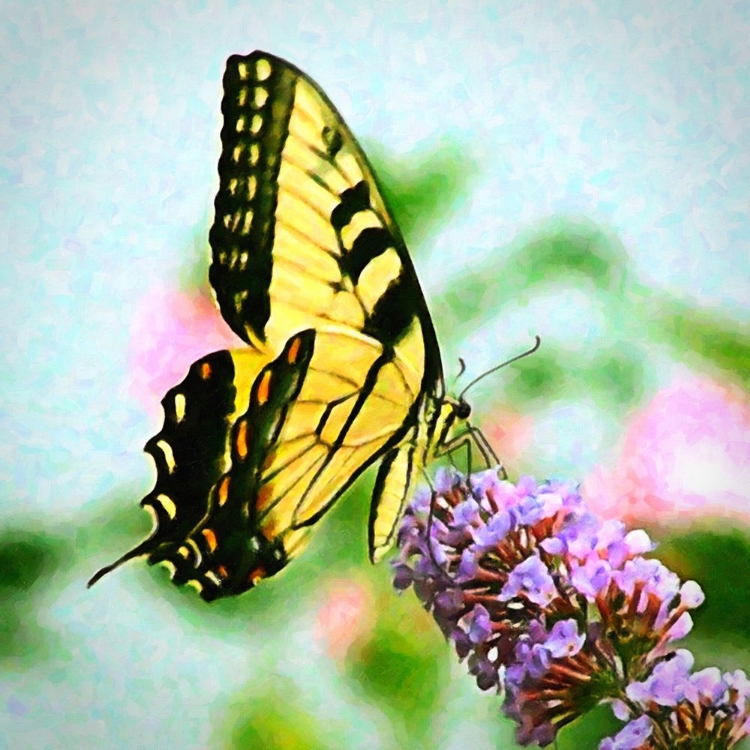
[[368, 428, 419, 563], [139, 325, 421, 601], [87, 347, 264, 588], [90, 332, 315, 600], [245, 327, 418, 540], [152, 330, 317, 600]]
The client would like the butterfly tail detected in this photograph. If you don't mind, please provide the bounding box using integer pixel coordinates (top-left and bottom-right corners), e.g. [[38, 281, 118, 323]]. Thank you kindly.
[[87, 537, 158, 588]]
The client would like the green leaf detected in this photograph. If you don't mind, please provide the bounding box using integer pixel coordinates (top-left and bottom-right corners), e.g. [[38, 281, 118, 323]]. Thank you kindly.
[[367, 137, 478, 247], [221, 677, 336, 750], [0, 528, 69, 663], [641, 296, 750, 389], [658, 528, 750, 640]]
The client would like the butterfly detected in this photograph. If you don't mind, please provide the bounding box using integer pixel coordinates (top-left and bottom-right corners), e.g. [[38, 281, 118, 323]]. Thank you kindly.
[[88, 51, 495, 601]]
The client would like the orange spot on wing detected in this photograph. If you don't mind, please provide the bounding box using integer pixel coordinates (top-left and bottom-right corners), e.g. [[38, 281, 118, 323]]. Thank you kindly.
[[261, 446, 279, 473], [217, 565, 229, 580], [287, 337, 301, 364], [217, 476, 231, 506], [257, 370, 272, 405], [236, 420, 248, 459], [202, 528, 218, 552], [248, 566, 266, 585], [200, 362, 212, 379], [256, 483, 275, 513]]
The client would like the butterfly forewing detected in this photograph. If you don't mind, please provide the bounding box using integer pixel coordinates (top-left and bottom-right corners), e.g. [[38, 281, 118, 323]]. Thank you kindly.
[[208, 51, 441, 370], [205, 52, 449, 566]]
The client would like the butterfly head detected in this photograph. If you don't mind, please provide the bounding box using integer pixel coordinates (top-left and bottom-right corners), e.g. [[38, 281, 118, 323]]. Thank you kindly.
[[455, 397, 471, 421]]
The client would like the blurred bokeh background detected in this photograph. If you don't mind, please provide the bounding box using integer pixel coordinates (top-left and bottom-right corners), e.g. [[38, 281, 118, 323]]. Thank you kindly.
[[2, 1, 749, 747]]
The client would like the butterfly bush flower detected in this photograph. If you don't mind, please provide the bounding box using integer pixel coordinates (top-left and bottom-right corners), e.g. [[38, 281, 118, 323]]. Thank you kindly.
[[393, 468, 749, 748]]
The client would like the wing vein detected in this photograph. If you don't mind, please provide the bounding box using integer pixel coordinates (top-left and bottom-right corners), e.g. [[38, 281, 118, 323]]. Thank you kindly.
[[277, 217, 339, 258], [257, 452, 328, 521], [281, 151, 340, 201], [282, 179, 334, 225], [275, 252, 340, 288], [272, 292, 362, 328]]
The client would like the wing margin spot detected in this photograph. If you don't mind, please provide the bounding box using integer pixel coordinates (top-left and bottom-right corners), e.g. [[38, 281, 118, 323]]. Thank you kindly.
[[208, 52, 298, 344]]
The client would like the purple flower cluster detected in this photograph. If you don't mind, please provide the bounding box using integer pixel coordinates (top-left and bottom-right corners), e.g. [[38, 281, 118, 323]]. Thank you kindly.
[[392, 468, 749, 748]]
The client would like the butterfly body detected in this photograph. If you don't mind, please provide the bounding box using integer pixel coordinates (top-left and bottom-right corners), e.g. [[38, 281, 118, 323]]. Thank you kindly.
[[90, 51, 475, 600]]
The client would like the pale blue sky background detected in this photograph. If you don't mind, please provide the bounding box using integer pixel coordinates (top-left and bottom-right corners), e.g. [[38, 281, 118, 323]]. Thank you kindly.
[[1, 1, 749, 747]]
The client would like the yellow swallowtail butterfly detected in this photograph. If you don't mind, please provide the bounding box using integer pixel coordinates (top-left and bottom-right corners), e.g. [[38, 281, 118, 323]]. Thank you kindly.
[[89, 51, 493, 601]]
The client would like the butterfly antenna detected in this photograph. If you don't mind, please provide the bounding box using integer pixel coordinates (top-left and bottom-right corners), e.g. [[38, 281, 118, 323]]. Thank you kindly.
[[458, 335, 541, 402], [456, 357, 467, 380], [447, 357, 467, 393]]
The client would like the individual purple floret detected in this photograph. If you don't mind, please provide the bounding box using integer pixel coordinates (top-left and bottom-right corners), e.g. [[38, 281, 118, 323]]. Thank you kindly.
[[599, 715, 653, 750], [391, 467, 743, 748]]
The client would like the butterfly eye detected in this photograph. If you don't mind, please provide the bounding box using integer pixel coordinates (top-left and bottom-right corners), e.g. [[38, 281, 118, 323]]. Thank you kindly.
[[457, 400, 472, 420]]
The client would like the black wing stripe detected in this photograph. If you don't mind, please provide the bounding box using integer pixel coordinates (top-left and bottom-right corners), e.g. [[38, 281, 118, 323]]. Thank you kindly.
[[341, 227, 393, 284], [362, 274, 418, 347], [331, 181, 371, 231]]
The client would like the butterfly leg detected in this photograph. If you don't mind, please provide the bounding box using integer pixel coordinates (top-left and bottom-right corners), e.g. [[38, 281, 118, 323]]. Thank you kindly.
[[419, 424, 503, 575], [434, 423, 503, 477]]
